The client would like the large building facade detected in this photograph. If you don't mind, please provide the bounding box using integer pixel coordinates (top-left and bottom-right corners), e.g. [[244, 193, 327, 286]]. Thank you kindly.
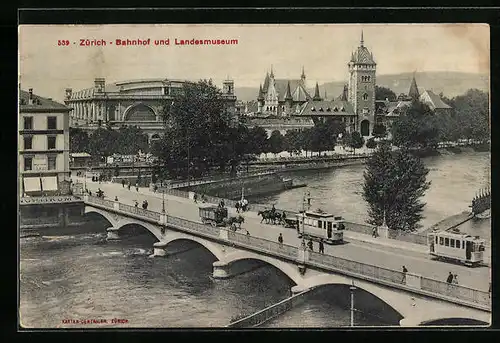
[[65, 78, 237, 141], [19, 88, 71, 196], [252, 32, 451, 137]]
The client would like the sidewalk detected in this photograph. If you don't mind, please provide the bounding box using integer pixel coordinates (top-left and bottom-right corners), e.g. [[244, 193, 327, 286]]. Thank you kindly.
[[343, 230, 428, 254]]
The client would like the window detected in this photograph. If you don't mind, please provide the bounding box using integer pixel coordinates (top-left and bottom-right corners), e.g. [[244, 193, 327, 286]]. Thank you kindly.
[[24, 157, 33, 171], [435, 236, 438, 244], [24, 117, 33, 130], [445, 238, 449, 247], [47, 117, 57, 130], [450, 239, 455, 248], [318, 220, 322, 228], [462, 241, 465, 249], [24, 136, 33, 150], [48, 155, 57, 170], [47, 136, 56, 150], [439, 237, 444, 245], [363, 93, 369, 101]]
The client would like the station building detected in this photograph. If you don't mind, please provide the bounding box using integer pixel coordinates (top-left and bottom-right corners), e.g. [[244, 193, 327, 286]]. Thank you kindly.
[[64, 78, 238, 142]]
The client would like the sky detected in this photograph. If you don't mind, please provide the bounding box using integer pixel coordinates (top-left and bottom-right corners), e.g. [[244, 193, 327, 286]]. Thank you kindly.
[[19, 24, 489, 102]]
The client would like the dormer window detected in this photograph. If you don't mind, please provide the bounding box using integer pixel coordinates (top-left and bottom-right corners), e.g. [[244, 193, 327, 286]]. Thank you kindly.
[[326, 107, 331, 112], [341, 107, 345, 112], [363, 93, 369, 101], [311, 107, 316, 111], [333, 107, 338, 112], [319, 107, 324, 112]]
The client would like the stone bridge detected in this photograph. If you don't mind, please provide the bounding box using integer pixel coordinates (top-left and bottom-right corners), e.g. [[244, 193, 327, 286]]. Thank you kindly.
[[84, 197, 491, 327]]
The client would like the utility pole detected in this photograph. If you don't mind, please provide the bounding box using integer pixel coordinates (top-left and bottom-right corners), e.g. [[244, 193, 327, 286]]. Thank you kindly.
[[350, 280, 356, 327]]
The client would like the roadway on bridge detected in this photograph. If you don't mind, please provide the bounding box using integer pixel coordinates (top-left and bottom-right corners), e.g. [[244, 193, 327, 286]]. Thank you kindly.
[[81, 179, 490, 291]]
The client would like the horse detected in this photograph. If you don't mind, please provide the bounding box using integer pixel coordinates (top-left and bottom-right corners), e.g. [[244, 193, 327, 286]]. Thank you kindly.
[[258, 210, 281, 225], [226, 215, 245, 231]]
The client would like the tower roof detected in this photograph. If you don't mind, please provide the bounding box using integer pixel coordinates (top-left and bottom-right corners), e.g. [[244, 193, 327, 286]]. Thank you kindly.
[[263, 72, 270, 92], [301, 66, 306, 80], [284, 81, 293, 100], [313, 82, 322, 101], [257, 84, 264, 100], [270, 65, 274, 78], [350, 31, 376, 65], [408, 73, 420, 100]]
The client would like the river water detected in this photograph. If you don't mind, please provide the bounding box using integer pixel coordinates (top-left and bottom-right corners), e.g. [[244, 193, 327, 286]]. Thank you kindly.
[[19, 151, 490, 328]]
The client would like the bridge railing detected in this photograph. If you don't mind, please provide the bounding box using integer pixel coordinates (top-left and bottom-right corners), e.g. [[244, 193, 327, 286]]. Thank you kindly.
[[227, 231, 299, 260], [118, 202, 161, 221], [309, 251, 405, 285], [421, 277, 490, 307], [87, 196, 115, 209], [166, 215, 221, 238]]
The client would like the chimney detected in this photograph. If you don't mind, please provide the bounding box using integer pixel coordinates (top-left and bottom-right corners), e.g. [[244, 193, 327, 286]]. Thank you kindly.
[[94, 78, 105, 93], [28, 88, 34, 105]]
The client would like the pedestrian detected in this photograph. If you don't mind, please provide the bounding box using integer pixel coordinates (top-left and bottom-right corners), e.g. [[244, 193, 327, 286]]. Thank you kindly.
[[246, 230, 250, 236], [136, 183, 139, 192], [121, 179, 125, 188], [307, 239, 313, 251], [452, 274, 458, 285], [194, 193, 198, 203], [402, 265, 408, 283], [235, 201, 240, 213], [134, 200, 138, 207], [220, 199, 225, 208], [319, 240, 324, 254], [115, 196, 118, 201], [301, 239, 306, 250], [153, 184, 158, 193], [372, 226, 378, 238], [446, 272, 454, 284], [278, 233, 283, 245], [127, 182, 131, 191]]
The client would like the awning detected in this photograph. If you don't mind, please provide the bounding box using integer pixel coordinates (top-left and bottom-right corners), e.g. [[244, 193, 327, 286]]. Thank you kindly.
[[23, 177, 41, 192], [41, 176, 58, 191]]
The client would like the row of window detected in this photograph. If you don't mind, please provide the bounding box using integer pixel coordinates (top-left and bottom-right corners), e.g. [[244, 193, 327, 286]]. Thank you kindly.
[[437, 236, 465, 249], [361, 76, 372, 82], [23, 116, 58, 130], [23, 136, 57, 150], [23, 155, 57, 171]]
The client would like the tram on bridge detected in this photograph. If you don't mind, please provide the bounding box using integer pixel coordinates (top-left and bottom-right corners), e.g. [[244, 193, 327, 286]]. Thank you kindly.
[[427, 230, 486, 267], [296, 209, 345, 244]]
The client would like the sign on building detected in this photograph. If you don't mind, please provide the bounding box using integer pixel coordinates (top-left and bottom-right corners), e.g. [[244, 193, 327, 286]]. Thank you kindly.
[[33, 155, 47, 171]]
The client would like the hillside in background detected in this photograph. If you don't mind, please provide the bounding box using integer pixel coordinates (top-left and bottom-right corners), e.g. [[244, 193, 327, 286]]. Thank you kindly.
[[234, 71, 489, 102]]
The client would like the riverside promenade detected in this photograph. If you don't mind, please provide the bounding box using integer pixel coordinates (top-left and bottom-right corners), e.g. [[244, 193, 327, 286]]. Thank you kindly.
[[78, 177, 491, 292]]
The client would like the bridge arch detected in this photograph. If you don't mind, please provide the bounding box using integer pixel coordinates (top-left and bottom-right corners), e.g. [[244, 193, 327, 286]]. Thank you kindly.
[[222, 250, 304, 285], [421, 317, 489, 326], [162, 233, 226, 261], [84, 207, 162, 241]]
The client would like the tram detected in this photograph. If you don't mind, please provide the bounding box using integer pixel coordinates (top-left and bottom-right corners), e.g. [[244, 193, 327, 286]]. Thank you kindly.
[[296, 209, 345, 244], [427, 230, 486, 267]]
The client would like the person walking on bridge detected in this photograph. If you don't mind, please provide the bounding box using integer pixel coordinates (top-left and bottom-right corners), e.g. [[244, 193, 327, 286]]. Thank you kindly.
[[235, 201, 241, 213], [401, 266, 408, 283], [307, 239, 313, 252], [122, 179, 125, 188], [278, 233, 283, 246], [446, 272, 454, 284], [319, 241, 324, 254]]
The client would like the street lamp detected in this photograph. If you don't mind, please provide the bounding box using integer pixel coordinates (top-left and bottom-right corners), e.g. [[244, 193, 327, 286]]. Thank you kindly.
[[350, 281, 357, 327], [162, 188, 165, 214]]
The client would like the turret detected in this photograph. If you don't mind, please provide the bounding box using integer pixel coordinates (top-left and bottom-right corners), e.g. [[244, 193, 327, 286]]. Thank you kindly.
[[65, 88, 73, 100], [313, 82, 322, 101], [284, 81, 293, 116], [301, 66, 306, 85], [94, 78, 105, 93], [408, 72, 420, 101]]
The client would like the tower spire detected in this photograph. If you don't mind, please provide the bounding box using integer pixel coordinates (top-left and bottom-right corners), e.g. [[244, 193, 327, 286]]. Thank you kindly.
[[284, 80, 293, 100], [313, 82, 322, 101], [301, 66, 306, 79], [360, 30, 364, 47], [270, 65, 274, 78], [408, 71, 420, 100]]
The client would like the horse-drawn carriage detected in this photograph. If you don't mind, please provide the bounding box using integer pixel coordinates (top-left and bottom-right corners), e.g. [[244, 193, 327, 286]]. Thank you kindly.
[[199, 205, 244, 231]]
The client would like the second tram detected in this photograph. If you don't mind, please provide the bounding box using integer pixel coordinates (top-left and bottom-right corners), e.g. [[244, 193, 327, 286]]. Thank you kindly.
[[427, 230, 486, 267], [296, 209, 345, 244]]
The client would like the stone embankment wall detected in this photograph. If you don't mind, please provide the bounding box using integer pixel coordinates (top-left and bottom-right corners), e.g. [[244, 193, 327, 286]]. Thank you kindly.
[[185, 173, 288, 200]]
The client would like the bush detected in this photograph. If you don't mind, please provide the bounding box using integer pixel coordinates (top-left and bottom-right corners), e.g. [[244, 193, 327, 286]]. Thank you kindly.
[[366, 138, 377, 149]]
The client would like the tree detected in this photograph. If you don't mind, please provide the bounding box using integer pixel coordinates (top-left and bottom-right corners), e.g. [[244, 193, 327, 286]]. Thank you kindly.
[[391, 100, 440, 149], [115, 125, 150, 155], [88, 127, 119, 159], [284, 130, 302, 156], [363, 143, 431, 232], [154, 79, 238, 177], [247, 126, 269, 156], [268, 130, 284, 157], [346, 131, 364, 154], [69, 127, 90, 153], [372, 123, 387, 139], [366, 137, 377, 149], [375, 86, 397, 101]]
